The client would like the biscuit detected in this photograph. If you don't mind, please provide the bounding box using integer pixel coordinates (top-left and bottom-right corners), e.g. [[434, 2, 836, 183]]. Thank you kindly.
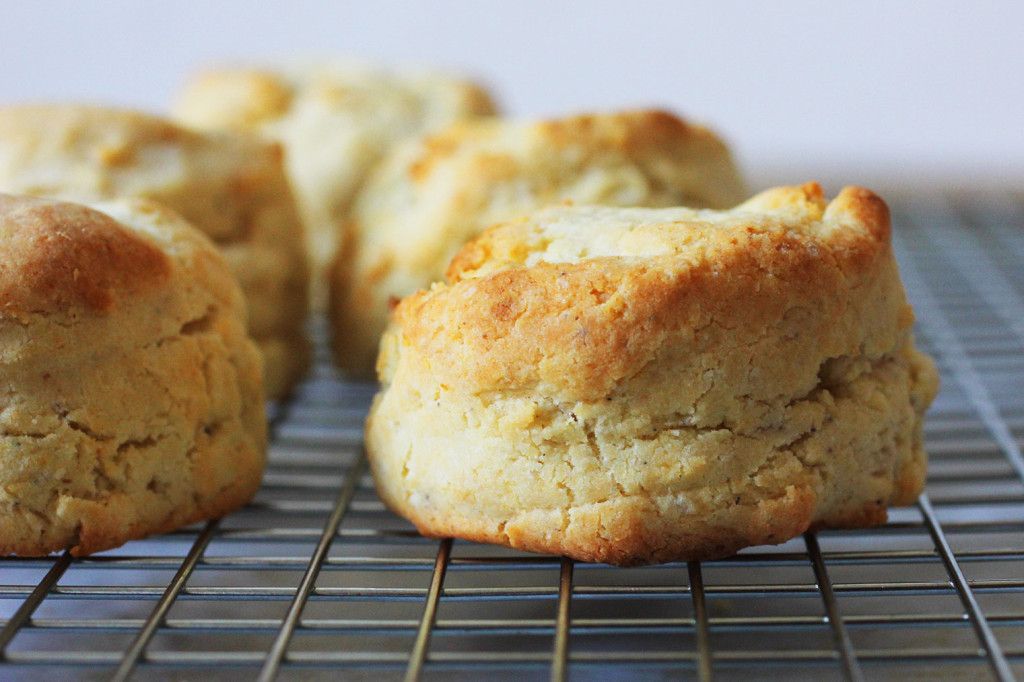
[[365, 183, 939, 566], [330, 109, 747, 377], [173, 61, 497, 301], [0, 105, 310, 398], [0, 194, 266, 556]]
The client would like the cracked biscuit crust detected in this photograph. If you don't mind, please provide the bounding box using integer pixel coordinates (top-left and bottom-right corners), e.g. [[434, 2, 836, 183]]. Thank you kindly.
[[330, 109, 747, 377], [0, 195, 266, 556], [366, 183, 939, 566], [0, 105, 310, 398]]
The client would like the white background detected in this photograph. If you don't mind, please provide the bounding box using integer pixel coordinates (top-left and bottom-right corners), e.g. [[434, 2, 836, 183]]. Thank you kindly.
[[2, 1, 1020, 192]]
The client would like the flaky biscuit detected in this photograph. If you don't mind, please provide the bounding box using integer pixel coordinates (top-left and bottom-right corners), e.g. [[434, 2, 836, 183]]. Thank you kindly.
[[366, 183, 939, 566], [331, 109, 747, 377], [0, 194, 266, 556], [0, 105, 310, 398], [174, 61, 497, 300]]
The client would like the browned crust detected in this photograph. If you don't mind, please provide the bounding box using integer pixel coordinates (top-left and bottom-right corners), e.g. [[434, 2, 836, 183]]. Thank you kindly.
[[394, 183, 891, 400], [457, 82, 499, 120], [0, 466, 263, 557], [176, 65, 497, 133], [388, 109, 741, 242], [407, 109, 733, 192], [67, 464, 262, 557], [0, 105, 194, 159], [0, 105, 310, 397], [535, 109, 721, 163], [332, 109, 747, 378], [366, 184, 935, 565], [0, 194, 170, 315], [0, 197, 267, 557], [0, 103, 301, 245], [173, 68, 296, 129]]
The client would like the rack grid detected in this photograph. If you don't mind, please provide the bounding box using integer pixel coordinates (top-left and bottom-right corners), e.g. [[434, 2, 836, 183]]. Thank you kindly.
[[2, 190, 1023, 681]]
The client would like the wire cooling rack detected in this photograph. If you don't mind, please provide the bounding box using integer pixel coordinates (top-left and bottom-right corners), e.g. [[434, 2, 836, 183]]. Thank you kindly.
[[2, 189, 1024, 681]]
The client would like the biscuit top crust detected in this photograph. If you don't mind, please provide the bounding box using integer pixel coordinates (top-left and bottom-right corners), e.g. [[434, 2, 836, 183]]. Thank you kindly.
[[384, 183, 904, 403], [0, 104, 291, 244], [409, 109, 728, 185], [392, 109, 744, 215], [354, 108, 747, 290], [0, 105, 197, 173], [448, 182, 888, 280], [174, 62, 497, 131], [0, 194, 170, 316], [175, 69, 294, 129]]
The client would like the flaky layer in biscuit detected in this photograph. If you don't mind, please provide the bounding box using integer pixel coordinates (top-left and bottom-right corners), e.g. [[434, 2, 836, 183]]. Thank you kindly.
[[0, 195, 266, 556], [366, 183, 939, 566]]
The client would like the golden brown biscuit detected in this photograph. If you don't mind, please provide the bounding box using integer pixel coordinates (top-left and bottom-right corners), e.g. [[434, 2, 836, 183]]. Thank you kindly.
[[173, 61, 498, 301], [366, 183, 939, 566], [0, 105, 310, 398], [0, 194, 266, 556], [331, 109, 747, 377]]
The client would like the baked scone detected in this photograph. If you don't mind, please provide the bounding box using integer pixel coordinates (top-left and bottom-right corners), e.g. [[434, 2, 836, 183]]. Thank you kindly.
[[0, 194, 266, 556], [366, 183, 939, 566], [0, 105, 310, 398], [331, 109, 747, 377], [173, 61, 498, 300]]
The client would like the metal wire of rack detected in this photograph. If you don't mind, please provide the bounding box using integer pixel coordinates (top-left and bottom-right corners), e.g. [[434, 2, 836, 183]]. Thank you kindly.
[[1, 190, 1023, 681]]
